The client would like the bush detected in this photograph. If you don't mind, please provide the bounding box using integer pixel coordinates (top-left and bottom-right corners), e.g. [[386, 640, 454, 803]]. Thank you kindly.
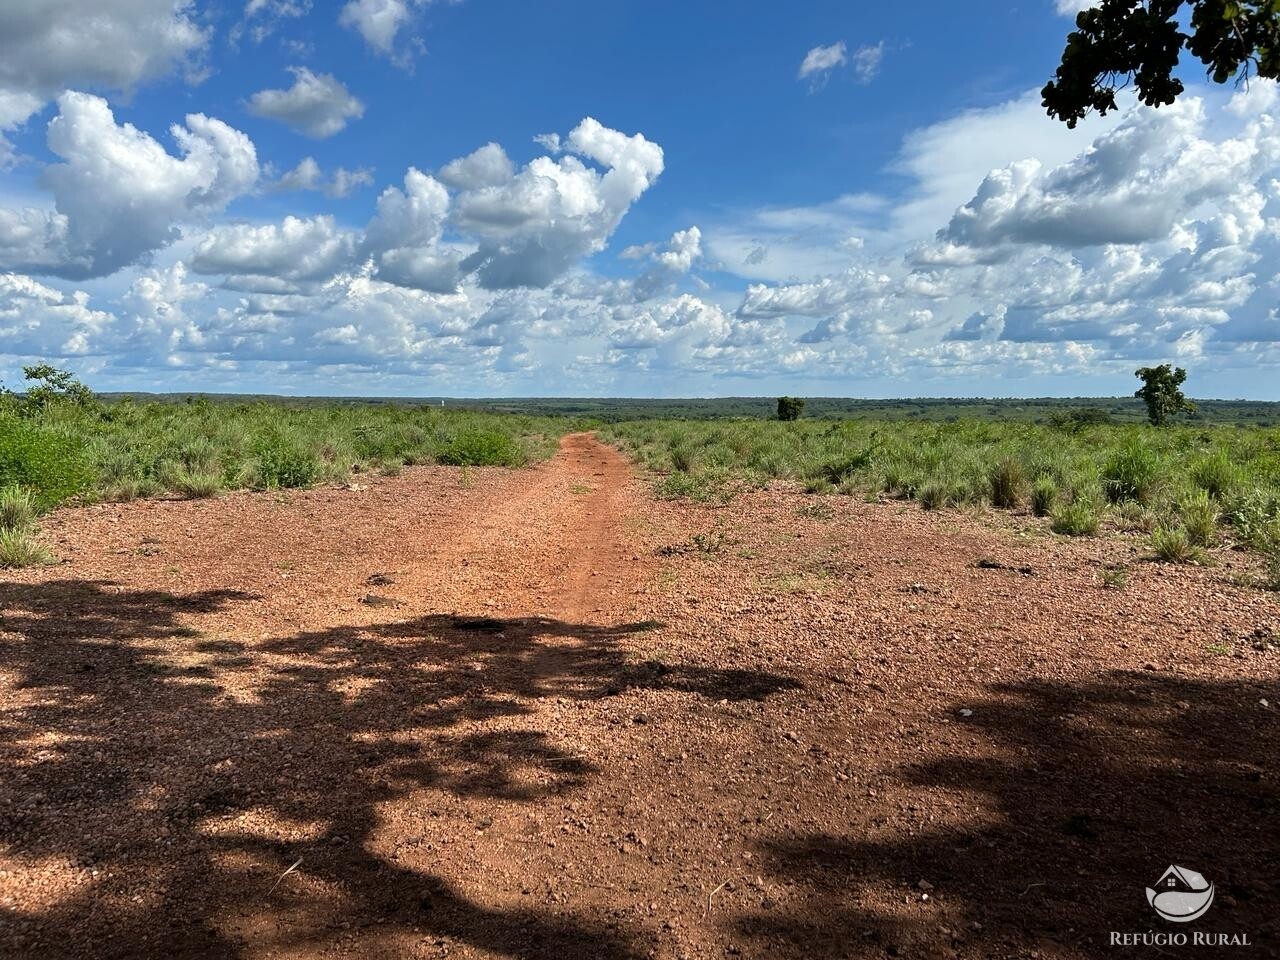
[[654, 470, 727, 502], [0, 484, 37, 532], [1189, 451, 1237, 500], [253, 441, 319, 489], [919, 481, 951, 511], [1116, 499, 1158, 533], [1151, 525, 1205, 564], [989, 457, 1025, 508], [1177, 490, 1218, 547], [0, 529, 54, 568], [670, 445, 699, 473], [1101, 442, 1159, 504], [436, 430, 524, 467], [1051, 501, 1099, 536], [172, 469, 222, 499], [0, 417, 94, 508], [1031, 478, 1058, 517]]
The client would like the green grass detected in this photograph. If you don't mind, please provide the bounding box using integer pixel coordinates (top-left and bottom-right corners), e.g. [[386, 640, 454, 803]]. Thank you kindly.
[[0, 484, 38, 533], [0, 392, 583, 510], [602, 416, 1280, 553], [1150, 525, 1207, 564], [1051, 501, 1100, 536], [0, 529, 54, 568]]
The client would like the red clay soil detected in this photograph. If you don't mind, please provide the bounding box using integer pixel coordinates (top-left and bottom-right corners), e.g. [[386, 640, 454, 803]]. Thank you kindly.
[[1, 432, 1277, 959]]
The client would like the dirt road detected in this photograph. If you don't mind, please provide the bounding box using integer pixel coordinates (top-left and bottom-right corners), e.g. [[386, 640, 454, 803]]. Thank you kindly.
[[1, 434, 1277, 958]]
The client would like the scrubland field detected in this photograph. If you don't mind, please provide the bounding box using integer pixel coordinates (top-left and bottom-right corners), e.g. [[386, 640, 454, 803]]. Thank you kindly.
[[604, 415, 1280, 577], [2, 382, 1277, 959]]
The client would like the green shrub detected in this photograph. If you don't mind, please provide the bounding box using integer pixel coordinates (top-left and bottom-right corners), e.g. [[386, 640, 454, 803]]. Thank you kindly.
[[1051, 501, 1099, 536], [1151, 526, 1206, 564], [172, 470, 222, 499], [989, 457, 1025, 508], [1116, 499, 1158, 533], [1189, 450, 1237, 500], [1177, 490, 1218, 547], [0, 529, 54, 568], [1223, 490, 1280, 550], [437, 430, 524, 467], [0, 417, 94, 508], [0, 484, 37, 532], [1101, 442, 1159, 504], [654, 470, 726, 502], [1031, 478, 1058, 517], [670, 445, 698, 473], [253, 441, 319, 489], [1099, 564, 1129, 589], [918, 480, 951, 510]]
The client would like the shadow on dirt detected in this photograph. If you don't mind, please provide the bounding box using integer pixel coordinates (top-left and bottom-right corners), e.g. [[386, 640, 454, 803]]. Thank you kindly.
[[736, 671, 1279, 957], [0, 580, 800, 959]]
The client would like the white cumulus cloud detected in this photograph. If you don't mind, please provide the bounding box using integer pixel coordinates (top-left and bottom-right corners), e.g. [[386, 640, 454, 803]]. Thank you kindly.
[[0, 92, 258, 279], [247, 67, 365, 138], [0, 0, 208, 101]]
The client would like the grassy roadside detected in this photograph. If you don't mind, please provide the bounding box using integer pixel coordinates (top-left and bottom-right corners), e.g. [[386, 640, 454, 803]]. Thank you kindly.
[[601, 417, 1280, 577], [1, 370, 590, 534]]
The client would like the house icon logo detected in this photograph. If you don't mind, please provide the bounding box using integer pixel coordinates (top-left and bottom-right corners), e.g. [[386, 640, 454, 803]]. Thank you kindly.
[[1146, 865, 1215, 923]]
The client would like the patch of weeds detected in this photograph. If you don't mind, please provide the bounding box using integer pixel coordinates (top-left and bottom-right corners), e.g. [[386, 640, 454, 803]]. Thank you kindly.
[[437, 430, 524, 467], [1102, 442, 1159, 504], [570, 483, 593, 495], [623, 620, 665, 633], [669, 446, 699, 473], [253, 441, 319, 489], [1190, 450, 1238, 500], [1150, 526, 1208, 564], [1115, 499, 1157, 534], [1030, 478, 1057, 518], [1099, 564, 1129, 590], [918, 481, 951, 511], [1204, 642, 1232, 656], [0, 529, 54, 568], [988, 457, 1025, 509], [796, 501, 835, 521], [654, 471, 729, 503], [1177, 490, 1218, 547], [1051, 501, 1099, 536], [0, 484, 37, 533], [658, 531, 730, 556], [172, 470, 222, 499], [691, 531, 728, 554]]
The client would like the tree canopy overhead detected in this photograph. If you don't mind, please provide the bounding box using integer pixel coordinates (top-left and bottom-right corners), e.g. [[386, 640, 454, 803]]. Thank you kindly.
[[1044, 0, 1280, 127]]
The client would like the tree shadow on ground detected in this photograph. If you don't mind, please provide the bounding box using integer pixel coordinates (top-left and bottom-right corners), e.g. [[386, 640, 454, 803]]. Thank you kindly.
[[736, 670, 1280, 958], [0, 580, 800, 959]]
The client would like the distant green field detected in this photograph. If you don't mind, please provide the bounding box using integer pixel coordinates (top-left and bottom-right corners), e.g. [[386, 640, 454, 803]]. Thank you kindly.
[[101, 393, 1280, 426]]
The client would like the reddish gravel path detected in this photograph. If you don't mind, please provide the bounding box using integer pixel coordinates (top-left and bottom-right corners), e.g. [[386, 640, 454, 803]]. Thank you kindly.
[[1, 433, 1278, 959]]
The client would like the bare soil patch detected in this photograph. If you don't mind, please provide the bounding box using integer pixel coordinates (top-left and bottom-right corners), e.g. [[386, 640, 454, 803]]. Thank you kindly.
[[2, 433, 1276, 958]]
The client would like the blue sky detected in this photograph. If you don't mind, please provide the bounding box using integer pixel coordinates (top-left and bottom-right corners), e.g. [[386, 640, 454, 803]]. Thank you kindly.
[[2, 1, 1279, 398]]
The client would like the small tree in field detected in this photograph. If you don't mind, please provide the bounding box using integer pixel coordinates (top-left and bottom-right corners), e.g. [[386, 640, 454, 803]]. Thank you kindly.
[[1135, 365, 1195, 426], [777, 397, 805, 421]]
